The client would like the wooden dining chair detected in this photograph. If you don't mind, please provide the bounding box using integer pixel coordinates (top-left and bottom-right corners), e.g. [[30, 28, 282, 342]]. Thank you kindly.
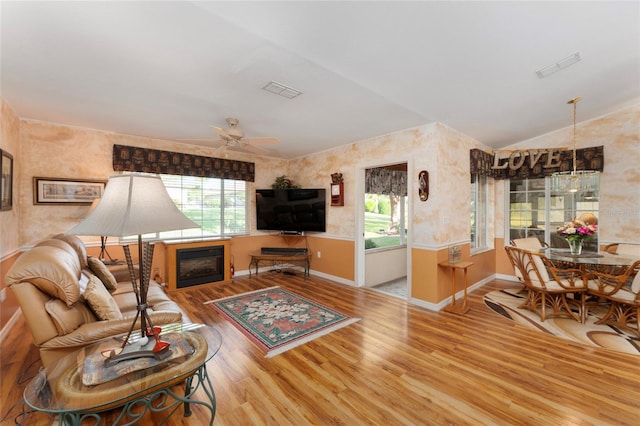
[[587, 259, 640, 336], [504, 246, 589, 323], [510, 237, 549, 251], [603, 243, 640, 258], [509, 238, 546, 292]]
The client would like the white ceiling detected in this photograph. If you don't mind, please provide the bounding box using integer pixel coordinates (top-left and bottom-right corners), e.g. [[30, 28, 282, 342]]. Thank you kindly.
[[2, 1, 639, 159]]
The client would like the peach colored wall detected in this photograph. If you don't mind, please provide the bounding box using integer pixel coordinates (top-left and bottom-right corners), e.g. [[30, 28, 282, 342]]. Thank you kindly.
[[3, 97, 638, 309], [291, 121, 495, 302], [17, 119, 291, 248], [1, 100, 21, 329], [502, 102, 640, 245]]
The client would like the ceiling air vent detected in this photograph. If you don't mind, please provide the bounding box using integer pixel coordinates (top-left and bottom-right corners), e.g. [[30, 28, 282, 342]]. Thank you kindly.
[[262, 81, 302, 99], [536, 52, 581, 79]]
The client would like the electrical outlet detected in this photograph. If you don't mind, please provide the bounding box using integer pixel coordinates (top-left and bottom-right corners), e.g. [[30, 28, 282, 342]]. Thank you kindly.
[[0, 288, 6, 303], [317, 251, 321, 258]]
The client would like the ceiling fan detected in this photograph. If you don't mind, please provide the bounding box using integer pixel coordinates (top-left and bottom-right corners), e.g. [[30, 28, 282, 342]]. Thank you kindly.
[[182, 117, 278, 154]]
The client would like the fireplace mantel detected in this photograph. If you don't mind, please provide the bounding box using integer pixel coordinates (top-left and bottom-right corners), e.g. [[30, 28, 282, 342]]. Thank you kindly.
[[165, 239, 231, 292]]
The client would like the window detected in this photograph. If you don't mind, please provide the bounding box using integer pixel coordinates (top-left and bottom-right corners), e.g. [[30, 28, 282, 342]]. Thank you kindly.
[[123, 174, 248, 241], [364, 193, 408, 250], [470, 174, 488, 250], [508, 177, 599, 251]]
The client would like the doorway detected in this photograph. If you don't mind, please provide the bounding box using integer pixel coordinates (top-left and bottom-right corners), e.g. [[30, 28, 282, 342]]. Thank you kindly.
[[356, 161, 411, 299]]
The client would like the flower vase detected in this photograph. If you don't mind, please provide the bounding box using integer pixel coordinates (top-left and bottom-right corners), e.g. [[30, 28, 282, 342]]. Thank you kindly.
[[568, 239, 583, 255]]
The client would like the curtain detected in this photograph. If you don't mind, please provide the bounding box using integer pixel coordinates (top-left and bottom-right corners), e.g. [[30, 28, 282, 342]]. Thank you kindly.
[[365, 168, 407, 196], [470, 146, 603, 180], [112, 144, 255, 182]]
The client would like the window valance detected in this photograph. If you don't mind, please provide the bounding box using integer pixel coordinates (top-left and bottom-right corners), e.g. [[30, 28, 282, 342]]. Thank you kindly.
[[112, 144, 255, 182], [470, 146, 603, 180], [365, 168, 408, 196]]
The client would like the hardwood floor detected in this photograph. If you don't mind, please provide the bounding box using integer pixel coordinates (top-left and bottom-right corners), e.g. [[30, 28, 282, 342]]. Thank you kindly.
[[2, 273, 640, 425]]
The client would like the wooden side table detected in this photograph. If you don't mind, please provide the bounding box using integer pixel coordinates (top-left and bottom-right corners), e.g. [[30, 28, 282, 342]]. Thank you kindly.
[[439, 261, 474, 315]]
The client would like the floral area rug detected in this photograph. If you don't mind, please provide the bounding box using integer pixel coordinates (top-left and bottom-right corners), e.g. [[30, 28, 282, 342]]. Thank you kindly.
[[205, 286, 360, 357], [484, 289, 640, 356]]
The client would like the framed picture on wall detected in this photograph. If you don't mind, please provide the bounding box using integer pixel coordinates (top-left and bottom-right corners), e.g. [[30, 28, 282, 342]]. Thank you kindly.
[[33, 177, 106, 205], [0, 149, 13, 211]]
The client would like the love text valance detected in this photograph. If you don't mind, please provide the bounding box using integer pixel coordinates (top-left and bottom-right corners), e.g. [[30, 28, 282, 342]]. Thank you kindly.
[[470, 146, 603, 180]]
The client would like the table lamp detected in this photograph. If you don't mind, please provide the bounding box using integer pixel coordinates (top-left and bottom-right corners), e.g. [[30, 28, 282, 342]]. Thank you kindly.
[[88, 198, 118, 265], [67, 173, 199, 364]]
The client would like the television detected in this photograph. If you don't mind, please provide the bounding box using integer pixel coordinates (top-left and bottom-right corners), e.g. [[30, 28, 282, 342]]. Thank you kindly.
[[256, 188, 326, 233]]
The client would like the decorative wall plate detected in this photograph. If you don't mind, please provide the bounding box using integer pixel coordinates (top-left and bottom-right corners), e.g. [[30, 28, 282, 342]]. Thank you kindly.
[[418, 170, 429, 202]]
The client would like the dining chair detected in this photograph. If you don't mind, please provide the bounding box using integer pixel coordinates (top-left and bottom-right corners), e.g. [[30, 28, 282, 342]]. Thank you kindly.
[[510, 237, 549, 250], [504, 246, 589, 323], [587, 259, 640, 336], [603, 243, 640, 258], [509, 238, 552, 293]]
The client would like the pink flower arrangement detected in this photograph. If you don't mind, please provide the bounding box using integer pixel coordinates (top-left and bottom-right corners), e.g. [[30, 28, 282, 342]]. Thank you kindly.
[[557, 219, 597, 243]]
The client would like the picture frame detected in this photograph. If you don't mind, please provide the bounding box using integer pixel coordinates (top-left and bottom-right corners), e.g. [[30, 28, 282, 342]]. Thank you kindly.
[[33, 177, 106, 205], [1, 149, 13, 211], [331, 183, 344, 206]]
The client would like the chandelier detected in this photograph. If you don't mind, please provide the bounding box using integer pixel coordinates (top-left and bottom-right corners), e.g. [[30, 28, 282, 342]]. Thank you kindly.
[[550, 97, 599, 193]]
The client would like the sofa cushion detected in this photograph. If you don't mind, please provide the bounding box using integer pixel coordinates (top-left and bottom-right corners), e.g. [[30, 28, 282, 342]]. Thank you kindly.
[[6, 246, 81, 307], [54, 234, 89, 269], [36, 239, 79, 261], [45, 299, 97, 335], [83, 275, 123, 321], [87, 256, 118, 292]]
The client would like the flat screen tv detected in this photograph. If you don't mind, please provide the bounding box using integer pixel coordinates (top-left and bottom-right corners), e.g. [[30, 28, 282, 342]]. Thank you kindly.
[[256, 188, 326, 233]]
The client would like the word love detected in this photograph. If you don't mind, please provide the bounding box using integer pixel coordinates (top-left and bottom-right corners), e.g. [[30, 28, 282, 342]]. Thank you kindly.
[[491, 149, 562, 170]]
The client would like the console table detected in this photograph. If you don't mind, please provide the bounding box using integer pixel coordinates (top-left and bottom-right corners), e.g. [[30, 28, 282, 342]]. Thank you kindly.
[[439, 261, 473, 315], [23, 323, 222, 425], [249, 250, 311, 279]]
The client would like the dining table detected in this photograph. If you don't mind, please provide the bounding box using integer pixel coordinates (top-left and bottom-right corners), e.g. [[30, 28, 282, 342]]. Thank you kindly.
[[545, 248, 638, 275]]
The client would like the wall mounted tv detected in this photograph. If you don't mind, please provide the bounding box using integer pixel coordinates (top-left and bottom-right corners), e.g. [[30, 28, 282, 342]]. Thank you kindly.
[[256, 189, 326, 233]]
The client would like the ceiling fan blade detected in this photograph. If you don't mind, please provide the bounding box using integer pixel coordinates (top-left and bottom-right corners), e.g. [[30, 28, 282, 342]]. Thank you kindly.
[[211, 125, 231, 140], [240, 142, 270, 155], [178, 138, 224, 143], [243, 137, 279, 145], [213, 143, 228, 154]]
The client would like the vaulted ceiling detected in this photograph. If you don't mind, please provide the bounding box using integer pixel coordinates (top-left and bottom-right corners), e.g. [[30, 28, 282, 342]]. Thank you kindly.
[[2, 1, 638, 159]]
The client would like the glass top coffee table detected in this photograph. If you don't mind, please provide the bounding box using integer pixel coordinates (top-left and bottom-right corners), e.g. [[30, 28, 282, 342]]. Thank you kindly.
[[23, 323, 222, 425]]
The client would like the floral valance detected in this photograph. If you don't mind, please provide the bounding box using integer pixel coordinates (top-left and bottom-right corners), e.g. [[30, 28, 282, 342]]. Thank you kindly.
[[112, 144, 255, 182], [470, 146, 604, 180], [365, 167, 408, 196]]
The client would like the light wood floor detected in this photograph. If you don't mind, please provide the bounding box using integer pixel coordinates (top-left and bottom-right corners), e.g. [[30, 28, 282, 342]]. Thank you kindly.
[[2, 273, 640, 425]]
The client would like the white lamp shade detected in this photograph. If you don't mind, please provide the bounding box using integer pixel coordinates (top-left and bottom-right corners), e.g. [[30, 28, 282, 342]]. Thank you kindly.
[[67, 174, 199, 237]]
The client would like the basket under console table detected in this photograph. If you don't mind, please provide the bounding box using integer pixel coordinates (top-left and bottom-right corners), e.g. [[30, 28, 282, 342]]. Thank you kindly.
[[249, 248, 311, 279]]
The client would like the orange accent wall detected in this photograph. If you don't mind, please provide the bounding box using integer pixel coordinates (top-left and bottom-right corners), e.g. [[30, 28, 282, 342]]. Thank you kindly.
[[229, 234, 355, 281], [468, 246, 496, 285], [411, 243, 500, 304], [306, 236, 354, 281], [494, 238, 514, 276], [411, 247, 443, 302]]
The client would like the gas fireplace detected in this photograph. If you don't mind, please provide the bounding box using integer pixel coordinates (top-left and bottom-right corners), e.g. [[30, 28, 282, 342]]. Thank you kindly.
[[176, 246, 224, 289]]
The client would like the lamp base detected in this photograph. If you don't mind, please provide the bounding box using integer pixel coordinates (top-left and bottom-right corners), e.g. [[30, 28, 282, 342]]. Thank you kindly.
[[103, 336, 171, 367]]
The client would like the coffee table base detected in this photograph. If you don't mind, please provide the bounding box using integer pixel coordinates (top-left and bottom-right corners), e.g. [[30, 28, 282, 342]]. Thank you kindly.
[[48, 364, 216, 425]]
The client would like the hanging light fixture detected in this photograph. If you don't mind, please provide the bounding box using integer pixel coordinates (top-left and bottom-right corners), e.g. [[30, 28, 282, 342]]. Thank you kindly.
[[550, 97, 599, 193]]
